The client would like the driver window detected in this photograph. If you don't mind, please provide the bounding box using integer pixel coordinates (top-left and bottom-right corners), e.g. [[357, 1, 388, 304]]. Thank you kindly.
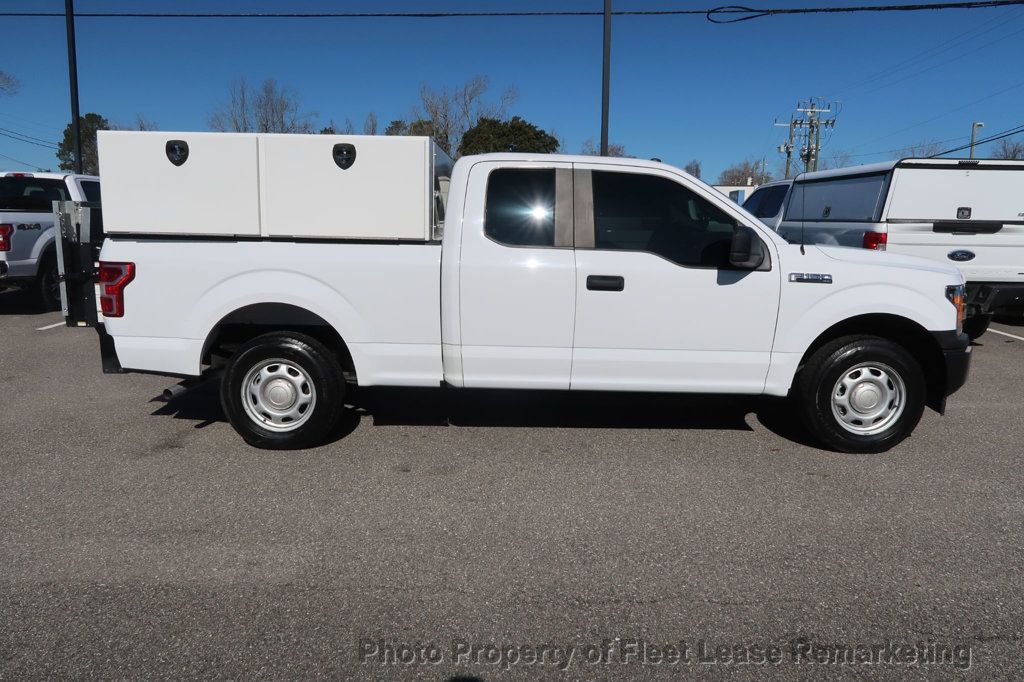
[[592, 170, 737, 267]]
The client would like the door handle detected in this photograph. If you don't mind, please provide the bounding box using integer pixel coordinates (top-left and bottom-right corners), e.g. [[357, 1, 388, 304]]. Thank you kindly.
[[586, 275, 625, 292]]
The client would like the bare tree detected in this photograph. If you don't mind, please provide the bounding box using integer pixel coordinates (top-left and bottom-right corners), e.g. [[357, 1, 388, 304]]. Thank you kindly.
[[897, 139, 946, 158], [718, 159, 772, 186], [0, 70, 19, 96], [209, 77, 315, 133], [820, 149, 853, 170], [684, 160, 701, 179], [363, 112, 378, 135], [993, 137, 1024, 160], [112, 114, 158, 131], [580, 138, 628, 157], [415, 75, 517, 155]]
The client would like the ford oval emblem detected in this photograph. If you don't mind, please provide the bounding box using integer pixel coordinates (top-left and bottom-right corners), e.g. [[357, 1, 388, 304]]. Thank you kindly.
[[948, 250, 976, 262]]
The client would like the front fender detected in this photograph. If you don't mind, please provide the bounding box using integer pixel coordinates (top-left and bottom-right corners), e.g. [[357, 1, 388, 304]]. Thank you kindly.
[[774, 282, 954, 355]]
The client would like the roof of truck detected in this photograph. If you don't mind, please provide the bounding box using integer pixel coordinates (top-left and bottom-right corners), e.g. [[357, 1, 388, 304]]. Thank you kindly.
[[462, 153, 683, 174], [794, 157, 1024, 183], [2, 171, 99, 181]]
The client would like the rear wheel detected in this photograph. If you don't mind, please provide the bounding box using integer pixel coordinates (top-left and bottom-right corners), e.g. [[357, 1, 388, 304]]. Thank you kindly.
[[795, 336, 925, 454], [962, 314, 990, 341], [35, 253, 61, 311], [220, 331, 345, 449]]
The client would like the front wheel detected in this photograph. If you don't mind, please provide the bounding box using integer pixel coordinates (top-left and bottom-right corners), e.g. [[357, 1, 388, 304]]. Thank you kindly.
[[220, 332, 346, 449], [795, 336, 925, 454]]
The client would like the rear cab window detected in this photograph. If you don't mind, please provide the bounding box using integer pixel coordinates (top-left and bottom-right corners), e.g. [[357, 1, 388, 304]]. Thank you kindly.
[[80, 180, 101, 203], [0, 177, 71, 212], [484, 168, 557, 247]]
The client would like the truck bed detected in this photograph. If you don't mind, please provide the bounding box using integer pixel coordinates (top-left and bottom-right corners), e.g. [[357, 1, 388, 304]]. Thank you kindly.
[[99, 238, 444, 384]]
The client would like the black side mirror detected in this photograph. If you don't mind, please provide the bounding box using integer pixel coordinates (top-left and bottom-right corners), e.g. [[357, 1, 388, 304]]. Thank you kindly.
[[729, 225, 766, 269]]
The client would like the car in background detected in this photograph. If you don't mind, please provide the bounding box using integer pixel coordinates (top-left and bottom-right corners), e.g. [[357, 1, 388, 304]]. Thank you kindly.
[[0, 172, 100, 310], [761, 159, 1024, 339], [741, 179, 792, 230]]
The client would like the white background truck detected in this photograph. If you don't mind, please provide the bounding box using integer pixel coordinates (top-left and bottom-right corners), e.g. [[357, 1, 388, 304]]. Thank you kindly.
[[1, 171, 100, 309], [59, 131, 972, 453], [760, 159, 1024, 339]]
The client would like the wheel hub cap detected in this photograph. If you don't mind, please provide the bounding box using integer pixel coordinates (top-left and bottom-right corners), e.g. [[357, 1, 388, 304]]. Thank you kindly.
[[241, 359, 316, 433], [831, 362, 906, 436]]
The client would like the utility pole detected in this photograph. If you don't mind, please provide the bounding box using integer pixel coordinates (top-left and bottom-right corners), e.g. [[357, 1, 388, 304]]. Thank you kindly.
[[65, 0, 83, 174], [969, 121, 985, 159], [600, 0, 612, 156], [777, 98, 837, 174], [775, 119, 795, 178]]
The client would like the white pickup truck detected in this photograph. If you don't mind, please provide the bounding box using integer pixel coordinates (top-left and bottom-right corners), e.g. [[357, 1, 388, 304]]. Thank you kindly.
[[1, 171, 100, 309], [58, 131, 971, 454]]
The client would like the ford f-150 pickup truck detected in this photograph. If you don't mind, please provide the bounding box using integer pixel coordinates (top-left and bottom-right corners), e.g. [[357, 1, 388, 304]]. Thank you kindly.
[[57, 131, 971, 453], [1, 171, 100, 309]]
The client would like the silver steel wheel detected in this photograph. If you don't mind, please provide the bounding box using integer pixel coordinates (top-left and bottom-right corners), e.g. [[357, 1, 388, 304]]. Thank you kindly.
[[241, 358, 317, 432], [830, 362, 906, 436]]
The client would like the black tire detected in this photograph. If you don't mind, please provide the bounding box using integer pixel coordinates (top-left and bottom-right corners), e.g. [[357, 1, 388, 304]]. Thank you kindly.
[[794, 335, 926, 454], [962, 314, 991, 341], [220, 331, 346, 449], [35, 252, 61, 312]]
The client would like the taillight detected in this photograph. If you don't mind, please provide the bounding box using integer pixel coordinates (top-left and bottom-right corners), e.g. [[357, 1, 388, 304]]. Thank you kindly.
[[0, 224, 13, 251], [862, 230, 887, 250], [98, 261, 135, 317]]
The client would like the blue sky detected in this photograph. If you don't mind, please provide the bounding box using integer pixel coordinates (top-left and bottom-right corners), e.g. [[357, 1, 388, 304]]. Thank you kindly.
[[2, 0, 1023, 180]]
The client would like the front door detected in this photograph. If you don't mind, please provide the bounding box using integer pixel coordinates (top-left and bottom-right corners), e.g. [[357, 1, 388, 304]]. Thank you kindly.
[[570, 164, 781, 393]]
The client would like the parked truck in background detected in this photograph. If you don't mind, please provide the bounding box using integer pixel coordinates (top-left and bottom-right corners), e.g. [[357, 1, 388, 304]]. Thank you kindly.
[[57, 131, 971, 454], [1, 171, 100, 309], [750, 159, 1024, 339]]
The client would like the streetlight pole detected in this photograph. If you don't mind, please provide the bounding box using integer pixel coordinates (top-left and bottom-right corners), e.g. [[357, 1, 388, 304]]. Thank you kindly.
[[969, 121, 985, 159], [65, 0, 83, 173], [600, 0, 611, 156]]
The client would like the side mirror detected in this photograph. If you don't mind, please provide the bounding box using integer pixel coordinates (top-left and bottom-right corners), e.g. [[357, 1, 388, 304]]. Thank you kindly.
[[729, 225, 766, 269]]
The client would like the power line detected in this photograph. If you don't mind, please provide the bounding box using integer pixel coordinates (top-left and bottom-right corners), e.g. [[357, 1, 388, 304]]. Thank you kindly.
[[0, 151, 47, 171], [930, 122, 1024, 155], [0, 127, 57, 147], [0, 129, 59, 149], [2, 2, 1023, 21]]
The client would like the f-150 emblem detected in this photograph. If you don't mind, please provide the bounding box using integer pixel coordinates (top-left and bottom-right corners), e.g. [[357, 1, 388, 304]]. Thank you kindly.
[[333, 143, 357, 170], [166, 140, 189, 166], [948, 250, 976, 262]]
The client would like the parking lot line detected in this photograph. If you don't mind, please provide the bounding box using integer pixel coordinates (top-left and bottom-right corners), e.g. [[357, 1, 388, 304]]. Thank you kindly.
[[989, 328, 1024, 342], [35, 321, 65, 331]]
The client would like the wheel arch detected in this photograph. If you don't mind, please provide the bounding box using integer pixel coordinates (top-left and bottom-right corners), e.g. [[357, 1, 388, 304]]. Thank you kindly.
[[796, 313, 947, 412], [201, 302, 357, 382]]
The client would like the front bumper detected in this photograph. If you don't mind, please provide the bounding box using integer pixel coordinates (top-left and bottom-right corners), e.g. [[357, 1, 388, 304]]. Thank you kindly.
[[967, 281, 1024, 315], [930, 330, 971, 409]]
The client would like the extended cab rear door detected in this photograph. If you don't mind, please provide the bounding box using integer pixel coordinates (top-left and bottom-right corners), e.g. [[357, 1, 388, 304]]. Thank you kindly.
[[570, 163, 781, 393], [457, 160, 576, 389]]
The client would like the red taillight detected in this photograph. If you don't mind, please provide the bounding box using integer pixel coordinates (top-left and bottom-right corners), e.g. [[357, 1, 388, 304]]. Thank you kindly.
[[862, 230, 888, 250], [0, 224, 13, 251], [98, 261, 135, 317]]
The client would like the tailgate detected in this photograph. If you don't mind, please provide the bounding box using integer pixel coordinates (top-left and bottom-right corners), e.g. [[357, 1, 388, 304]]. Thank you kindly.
[[54, 200, 104, 326], [887, 222, 1024, 282]]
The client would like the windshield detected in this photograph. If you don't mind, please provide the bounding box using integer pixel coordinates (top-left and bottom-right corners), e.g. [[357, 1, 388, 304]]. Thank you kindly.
[[742, 184, 789, 219], [0, 177, 69, 211]]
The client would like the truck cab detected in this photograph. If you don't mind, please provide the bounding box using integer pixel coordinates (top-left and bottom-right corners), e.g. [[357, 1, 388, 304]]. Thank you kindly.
[[59, 132, 971, 454]]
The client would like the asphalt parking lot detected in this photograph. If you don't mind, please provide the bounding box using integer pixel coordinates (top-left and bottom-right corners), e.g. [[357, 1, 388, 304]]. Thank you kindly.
[[1, 289, 1022, 679]]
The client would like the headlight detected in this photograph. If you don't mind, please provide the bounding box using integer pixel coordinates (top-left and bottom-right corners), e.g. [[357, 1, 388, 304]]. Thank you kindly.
[[946, 284, 965, 334]]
